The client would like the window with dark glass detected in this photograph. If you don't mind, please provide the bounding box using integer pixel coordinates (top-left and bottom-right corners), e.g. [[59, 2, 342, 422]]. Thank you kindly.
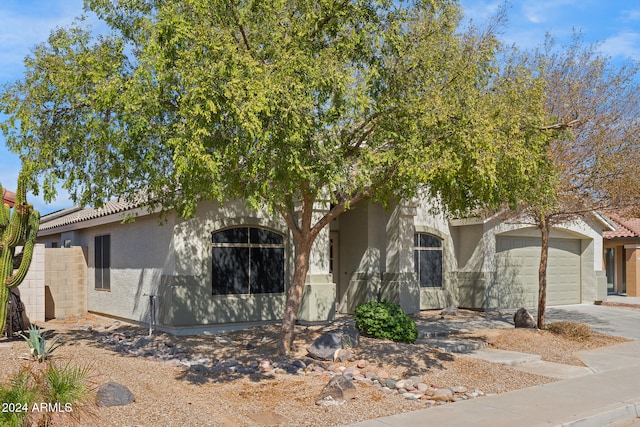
[[95, 235, 111, 290], [211, 227, 285, 295], [414, 232, 443, 288]]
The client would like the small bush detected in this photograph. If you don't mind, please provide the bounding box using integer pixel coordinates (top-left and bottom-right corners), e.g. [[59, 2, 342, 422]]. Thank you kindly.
[[0, 361, 94, 427], [20, 325, 62, 362], [0, 369, 36, 427], [354, 300, 418, 344], [44, 361, 93, 405], [546, 321, 591, 341]]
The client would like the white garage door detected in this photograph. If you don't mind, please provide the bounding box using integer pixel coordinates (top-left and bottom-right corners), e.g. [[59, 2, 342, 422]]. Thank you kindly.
[[495, 236, 581, 307]]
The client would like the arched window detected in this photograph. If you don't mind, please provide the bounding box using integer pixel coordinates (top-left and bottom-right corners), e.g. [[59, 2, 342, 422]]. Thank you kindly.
[[211, 227, 285, 295], [414, 232, 443, 288]]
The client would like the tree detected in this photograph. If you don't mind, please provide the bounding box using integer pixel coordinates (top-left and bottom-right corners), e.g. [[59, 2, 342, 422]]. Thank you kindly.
[[516, 34, 640, 328], [1, 0, 552, 353]]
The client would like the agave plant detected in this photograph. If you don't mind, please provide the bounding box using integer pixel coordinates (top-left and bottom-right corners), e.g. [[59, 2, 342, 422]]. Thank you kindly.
[[20, 325, 62, 362]]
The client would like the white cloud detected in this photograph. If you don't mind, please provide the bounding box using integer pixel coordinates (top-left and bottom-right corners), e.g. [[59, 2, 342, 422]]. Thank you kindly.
[[459, 0, 504, 24], [521, 0, 584, 24], [601, 32, 640, 60], [621, 8, 640, 22]]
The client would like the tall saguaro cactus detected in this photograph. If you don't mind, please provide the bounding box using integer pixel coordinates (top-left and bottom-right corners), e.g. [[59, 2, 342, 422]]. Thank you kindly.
[[0, 171, 40, 335]]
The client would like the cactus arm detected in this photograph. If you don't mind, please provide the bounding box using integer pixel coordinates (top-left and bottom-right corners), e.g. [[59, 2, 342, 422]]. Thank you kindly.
[[0, 235, 13, 335], [5, 204, 28, 248], [1, 183, 9, 226], [1, 204, 9, 230], [4, 173, 30, 248], [0, 285, 7, 336], [15, 173, 27, 205], [6, 209, 40, 288]]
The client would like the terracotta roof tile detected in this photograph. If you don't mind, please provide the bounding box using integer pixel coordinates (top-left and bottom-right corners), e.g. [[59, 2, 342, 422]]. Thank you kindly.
[[39, 197, 144, 231], [2, 188, 16, 208], [603, 213, 640, 239]]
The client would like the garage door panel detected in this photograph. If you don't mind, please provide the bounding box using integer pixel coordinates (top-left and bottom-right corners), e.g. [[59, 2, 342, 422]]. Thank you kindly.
[[495, 236, 581, 307]]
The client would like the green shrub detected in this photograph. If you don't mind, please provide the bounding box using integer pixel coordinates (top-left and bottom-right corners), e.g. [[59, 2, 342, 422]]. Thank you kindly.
[[44, 361, 93, 405], [354, 300, 418, 343], [0, 369, 36, 427], [0, 361, 94, 427]]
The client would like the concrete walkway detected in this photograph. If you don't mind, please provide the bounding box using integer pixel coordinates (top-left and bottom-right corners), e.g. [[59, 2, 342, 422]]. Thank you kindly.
[[343, 301, 640, 427]]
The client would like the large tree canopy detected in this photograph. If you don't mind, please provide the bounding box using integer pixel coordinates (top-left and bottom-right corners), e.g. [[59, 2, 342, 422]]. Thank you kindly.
[[513, 34, 640, 328], [1, 0, 553, 352]]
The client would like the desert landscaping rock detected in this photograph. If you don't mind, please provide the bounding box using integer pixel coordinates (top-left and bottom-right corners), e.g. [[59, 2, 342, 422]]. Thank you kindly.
[[0, 308, 628, 426], [431, 387, 454, 402], [316, 375, 357, 405], [514, 307, 537, 329], [96, 382, 135, 407], [307, 330, 344, 360], [307, 326, 361, 361], [95, 326, 494, 406]]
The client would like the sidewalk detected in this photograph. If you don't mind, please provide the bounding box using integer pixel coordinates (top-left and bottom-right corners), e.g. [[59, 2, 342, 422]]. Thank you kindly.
[[344, 340, 640, 427], [343, 301, 640, 427]]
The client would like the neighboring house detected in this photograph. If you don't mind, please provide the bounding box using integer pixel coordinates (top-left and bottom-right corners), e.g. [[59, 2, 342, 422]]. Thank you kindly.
[[35, 196, 610, 333], [602, 214, 640, 297], [2, 188, 16, 207]]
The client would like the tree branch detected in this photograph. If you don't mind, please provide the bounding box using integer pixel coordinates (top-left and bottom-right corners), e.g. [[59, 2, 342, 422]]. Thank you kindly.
[[276, 202, 302, 241], [310, 188, 372, 237], [239, 25, 251, 51], [342, 112, 380, 157], [540, 119, 580, 130]]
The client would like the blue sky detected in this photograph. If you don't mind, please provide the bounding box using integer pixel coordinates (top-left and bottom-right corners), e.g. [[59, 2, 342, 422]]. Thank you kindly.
[[1, 0, 639, 215]]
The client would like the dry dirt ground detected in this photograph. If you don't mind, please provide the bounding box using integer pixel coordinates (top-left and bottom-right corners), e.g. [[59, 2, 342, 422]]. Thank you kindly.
[[0, 309, 630, 427]]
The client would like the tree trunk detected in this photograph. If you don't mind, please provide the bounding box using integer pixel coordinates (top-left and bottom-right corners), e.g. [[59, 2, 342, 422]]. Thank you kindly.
[[274, 190, 367, 354], [537, 217, 550, 329], [278, 236, 313, 354]]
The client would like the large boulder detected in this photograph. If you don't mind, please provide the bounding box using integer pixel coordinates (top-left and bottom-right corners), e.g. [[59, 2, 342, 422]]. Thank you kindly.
[[307, 326, 360, 361], [96, 382, 135, 407], [513, 308, 537, 329], [316, 375, 357, 405]]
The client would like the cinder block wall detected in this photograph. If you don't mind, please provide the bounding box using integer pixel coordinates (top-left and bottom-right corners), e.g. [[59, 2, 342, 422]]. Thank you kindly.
[[44, 247, 88, 319], [17, 243, 46, 323]]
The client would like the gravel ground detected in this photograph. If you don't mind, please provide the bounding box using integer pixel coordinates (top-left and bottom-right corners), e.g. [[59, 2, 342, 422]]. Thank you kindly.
[[0, 310, 629, 427]]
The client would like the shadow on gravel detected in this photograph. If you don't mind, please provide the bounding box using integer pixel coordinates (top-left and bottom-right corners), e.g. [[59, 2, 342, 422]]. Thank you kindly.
[[38, 319, 464, 386], [536, 307, 618, 335]]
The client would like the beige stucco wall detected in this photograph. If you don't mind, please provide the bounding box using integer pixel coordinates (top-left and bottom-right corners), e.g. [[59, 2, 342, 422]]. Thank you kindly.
[[158, 200, 291, 326], [16, 243, 45, 323], [83, 213, 175, 323], [37, 199, 337, 328], [334, 202, 386, 313], [625, 244, 640, 297], [44, 247, 87, 319], [413, 199, 458, 309]]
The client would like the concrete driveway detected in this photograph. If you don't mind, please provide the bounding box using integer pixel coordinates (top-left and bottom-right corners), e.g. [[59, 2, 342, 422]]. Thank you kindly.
[[545, 301, 640, 340]]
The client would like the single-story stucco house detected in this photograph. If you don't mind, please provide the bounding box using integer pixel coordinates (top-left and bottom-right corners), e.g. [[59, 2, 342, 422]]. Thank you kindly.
[[30, 195, 611, 334]]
